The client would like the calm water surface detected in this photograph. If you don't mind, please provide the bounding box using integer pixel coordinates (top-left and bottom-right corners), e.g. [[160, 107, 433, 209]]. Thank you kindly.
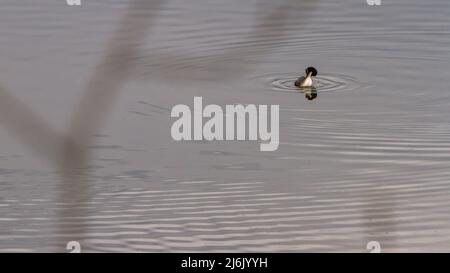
[[1, 0, 450, 252]]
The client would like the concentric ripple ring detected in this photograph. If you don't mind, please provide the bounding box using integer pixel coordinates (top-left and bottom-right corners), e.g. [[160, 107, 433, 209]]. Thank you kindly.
[[261, 73, 366, 94]]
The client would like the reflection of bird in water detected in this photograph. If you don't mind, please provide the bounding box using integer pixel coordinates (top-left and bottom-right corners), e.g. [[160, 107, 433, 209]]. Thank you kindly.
[[295, 67, 318, 100], [301, 86, 317, 101]]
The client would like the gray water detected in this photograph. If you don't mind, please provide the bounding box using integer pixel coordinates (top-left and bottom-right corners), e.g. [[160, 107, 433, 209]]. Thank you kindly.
[[1, 0, 450, 252]]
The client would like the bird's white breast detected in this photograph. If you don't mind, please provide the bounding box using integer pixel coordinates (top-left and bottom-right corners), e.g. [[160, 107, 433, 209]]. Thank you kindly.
[[300, 77, 313, 87]]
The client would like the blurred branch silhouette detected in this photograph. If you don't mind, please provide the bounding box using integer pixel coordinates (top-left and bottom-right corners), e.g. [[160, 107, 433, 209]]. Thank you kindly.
[[0, 0, 319, 251], [61, 0, 164, 249], [134, 0, 318, 82], [0, 0, 164, 249], [0, 86, 65, 164]]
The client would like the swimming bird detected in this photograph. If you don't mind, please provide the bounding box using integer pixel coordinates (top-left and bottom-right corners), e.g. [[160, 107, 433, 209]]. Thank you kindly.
[[295, 67, 318, 88]]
